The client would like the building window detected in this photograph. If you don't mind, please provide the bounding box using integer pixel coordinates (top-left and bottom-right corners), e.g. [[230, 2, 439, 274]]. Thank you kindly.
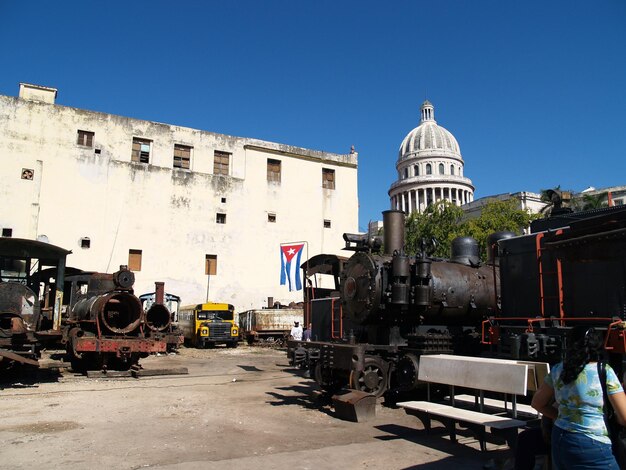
[[324, 219, 331, 228], [322, 168, 335, 190], [403, 168, 408, 179], [439, 163, 445, 175], [128, 249, 142, 271], [205, 254, 217, 275], [451, 166, 455, 176], [214, 150, 230, 175], [216, 213, 226, 224], [173, 144, 192, 169], [268, 213, 276, 223], [426, 164, 432, 175], [77, 130, 94, 147], [80, 237, 91, 249], [267, 159, 281, 183], [131, 138, 151, 164], [2, 228, 12, 237], [221, 197, 226, 203], [414, 165, 419, 176]]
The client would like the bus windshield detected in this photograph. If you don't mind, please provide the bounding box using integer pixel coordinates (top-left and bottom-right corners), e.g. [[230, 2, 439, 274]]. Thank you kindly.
[[198, 310, 233, 321]]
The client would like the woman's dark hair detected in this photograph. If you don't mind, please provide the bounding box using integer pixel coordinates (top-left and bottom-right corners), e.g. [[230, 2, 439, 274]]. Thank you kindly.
[[560, 326, 604, 384]]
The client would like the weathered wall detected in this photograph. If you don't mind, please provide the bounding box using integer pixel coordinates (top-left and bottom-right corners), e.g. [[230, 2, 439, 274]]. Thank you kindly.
[[0, 91, 358, 311]]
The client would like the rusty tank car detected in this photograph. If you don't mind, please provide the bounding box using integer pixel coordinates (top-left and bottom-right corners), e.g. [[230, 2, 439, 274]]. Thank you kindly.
[[239, 307, 303, 345], [288, 206, 626, 398]]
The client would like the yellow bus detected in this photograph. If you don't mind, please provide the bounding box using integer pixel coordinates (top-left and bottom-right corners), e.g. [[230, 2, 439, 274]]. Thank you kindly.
[[178, 302, 239, 348]]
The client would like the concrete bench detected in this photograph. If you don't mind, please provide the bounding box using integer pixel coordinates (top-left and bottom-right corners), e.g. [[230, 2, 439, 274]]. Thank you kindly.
[[397, 354, 547, 451]]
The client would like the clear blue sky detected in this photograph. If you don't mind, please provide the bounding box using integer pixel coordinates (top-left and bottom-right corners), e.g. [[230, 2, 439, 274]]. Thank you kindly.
[[1, 1, 625, 231]]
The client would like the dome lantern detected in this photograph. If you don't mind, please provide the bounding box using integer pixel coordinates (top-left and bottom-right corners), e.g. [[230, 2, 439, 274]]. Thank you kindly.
[[420, 100, 435, 123]]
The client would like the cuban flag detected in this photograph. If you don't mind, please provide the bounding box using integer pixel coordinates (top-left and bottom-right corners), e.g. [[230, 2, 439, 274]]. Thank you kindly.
[[280, 243, 305, 291]]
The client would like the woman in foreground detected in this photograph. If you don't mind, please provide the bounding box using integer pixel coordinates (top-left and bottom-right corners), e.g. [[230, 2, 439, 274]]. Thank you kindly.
[[532, 326, 626, 469]]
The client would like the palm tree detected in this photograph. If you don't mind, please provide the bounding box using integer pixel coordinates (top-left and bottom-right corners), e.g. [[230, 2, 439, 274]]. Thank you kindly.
[[580, 192, 608, 210]]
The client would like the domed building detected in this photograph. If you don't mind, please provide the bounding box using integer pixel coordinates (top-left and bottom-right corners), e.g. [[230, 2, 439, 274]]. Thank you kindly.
[[389, 101, 474, 213]]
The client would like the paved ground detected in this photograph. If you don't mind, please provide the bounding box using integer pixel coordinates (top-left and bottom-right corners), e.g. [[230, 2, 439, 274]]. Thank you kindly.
[[0, 346, 513, 469]]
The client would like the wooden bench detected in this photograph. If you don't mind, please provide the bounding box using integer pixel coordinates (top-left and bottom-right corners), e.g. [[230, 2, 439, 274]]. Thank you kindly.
[[397, 354, 546, 451], [447, 360, 550, 419]]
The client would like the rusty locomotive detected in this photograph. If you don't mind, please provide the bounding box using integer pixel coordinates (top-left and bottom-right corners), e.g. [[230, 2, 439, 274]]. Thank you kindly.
[[63, 268, 181, 371], [0, 237, 179, 371], [288, 206, 626, 398]]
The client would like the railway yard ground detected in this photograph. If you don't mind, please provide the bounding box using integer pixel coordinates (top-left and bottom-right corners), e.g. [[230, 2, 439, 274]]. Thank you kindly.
[[1, 345, 514, 470]]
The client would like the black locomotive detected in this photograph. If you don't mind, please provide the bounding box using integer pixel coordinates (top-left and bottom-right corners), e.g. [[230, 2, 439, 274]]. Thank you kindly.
[[288, 205, 626, 398]]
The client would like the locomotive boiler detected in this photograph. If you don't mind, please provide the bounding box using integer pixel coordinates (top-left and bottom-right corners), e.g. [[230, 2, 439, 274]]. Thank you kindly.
[[289, 205, 626, 398]]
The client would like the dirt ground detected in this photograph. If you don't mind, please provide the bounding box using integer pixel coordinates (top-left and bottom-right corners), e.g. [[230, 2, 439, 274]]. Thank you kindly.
[[0, 345, 513, 470]]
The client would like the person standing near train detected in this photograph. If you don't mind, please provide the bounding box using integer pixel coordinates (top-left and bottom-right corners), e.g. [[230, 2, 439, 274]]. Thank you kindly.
[[532, 326, 626, 469], [290, 321, 303, 341]]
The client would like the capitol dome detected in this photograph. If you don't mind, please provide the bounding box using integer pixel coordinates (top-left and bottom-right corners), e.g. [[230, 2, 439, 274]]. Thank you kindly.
[[398, 101, 461, 160], [389, 101, 474, 214]]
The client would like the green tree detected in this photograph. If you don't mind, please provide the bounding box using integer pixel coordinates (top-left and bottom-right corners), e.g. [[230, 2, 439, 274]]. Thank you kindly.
[[404, 199, 537, 260], [404, 200, 465, 257], [464, 199, 537, 258], [580, 192, 607, 210]]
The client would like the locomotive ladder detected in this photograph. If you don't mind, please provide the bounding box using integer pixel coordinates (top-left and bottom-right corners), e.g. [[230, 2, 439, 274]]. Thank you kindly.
[[536, 231, 564, 320]]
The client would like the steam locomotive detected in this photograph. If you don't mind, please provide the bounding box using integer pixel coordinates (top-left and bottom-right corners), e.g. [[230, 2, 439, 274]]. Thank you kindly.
[[288, 205, 626, 398], [0, 237, 178, 372], [63, 267, 181, 371]]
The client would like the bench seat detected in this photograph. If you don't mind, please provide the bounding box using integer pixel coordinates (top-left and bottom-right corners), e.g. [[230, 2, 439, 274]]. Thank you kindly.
[[447, 394, 540, 418], [398, 400, 526, 451]]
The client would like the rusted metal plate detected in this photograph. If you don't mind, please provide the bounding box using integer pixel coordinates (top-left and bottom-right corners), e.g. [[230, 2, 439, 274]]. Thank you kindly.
[[332, 390, 376, 422], [74, 337, 168, 353]]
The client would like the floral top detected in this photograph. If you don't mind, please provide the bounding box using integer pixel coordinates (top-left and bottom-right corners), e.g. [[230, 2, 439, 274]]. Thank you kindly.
[[545, 362, 623, 443]]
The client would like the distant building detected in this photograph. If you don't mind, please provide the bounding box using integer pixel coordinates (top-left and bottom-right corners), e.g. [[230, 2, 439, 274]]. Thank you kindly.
[[389, 101, 474, 213], [0, 83, 359, 311], [462, 191, 545, 219]]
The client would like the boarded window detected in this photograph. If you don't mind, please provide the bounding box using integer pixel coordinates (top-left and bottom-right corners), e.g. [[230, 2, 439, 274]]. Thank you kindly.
[[205, 254, 217, 275], [77, 130, 94, 147], [131, 138, 151, 164], [214, 151, 230, 175], [216, 213, 226, 224], [173, 144, 192, 169], [128, 249, 142, 271], [322, 168, 335, 190], [267, 159, 281, 183]]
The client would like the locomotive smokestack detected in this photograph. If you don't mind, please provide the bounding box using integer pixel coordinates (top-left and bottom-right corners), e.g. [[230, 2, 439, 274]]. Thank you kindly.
[[155, 282, 165, 305], [383, 210, 405, 255]]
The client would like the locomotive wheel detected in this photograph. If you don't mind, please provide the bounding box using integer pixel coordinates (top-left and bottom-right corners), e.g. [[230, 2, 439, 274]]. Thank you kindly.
[[314, 362, 347, 394], [395, 353, 420, 391], [349, 356, 388, 397]]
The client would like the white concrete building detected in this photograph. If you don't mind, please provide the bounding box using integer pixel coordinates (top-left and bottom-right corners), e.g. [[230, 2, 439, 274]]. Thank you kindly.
[[389, 101, 474, 213], [462, 191, 545, 220], [0, 83, 359, 312]]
